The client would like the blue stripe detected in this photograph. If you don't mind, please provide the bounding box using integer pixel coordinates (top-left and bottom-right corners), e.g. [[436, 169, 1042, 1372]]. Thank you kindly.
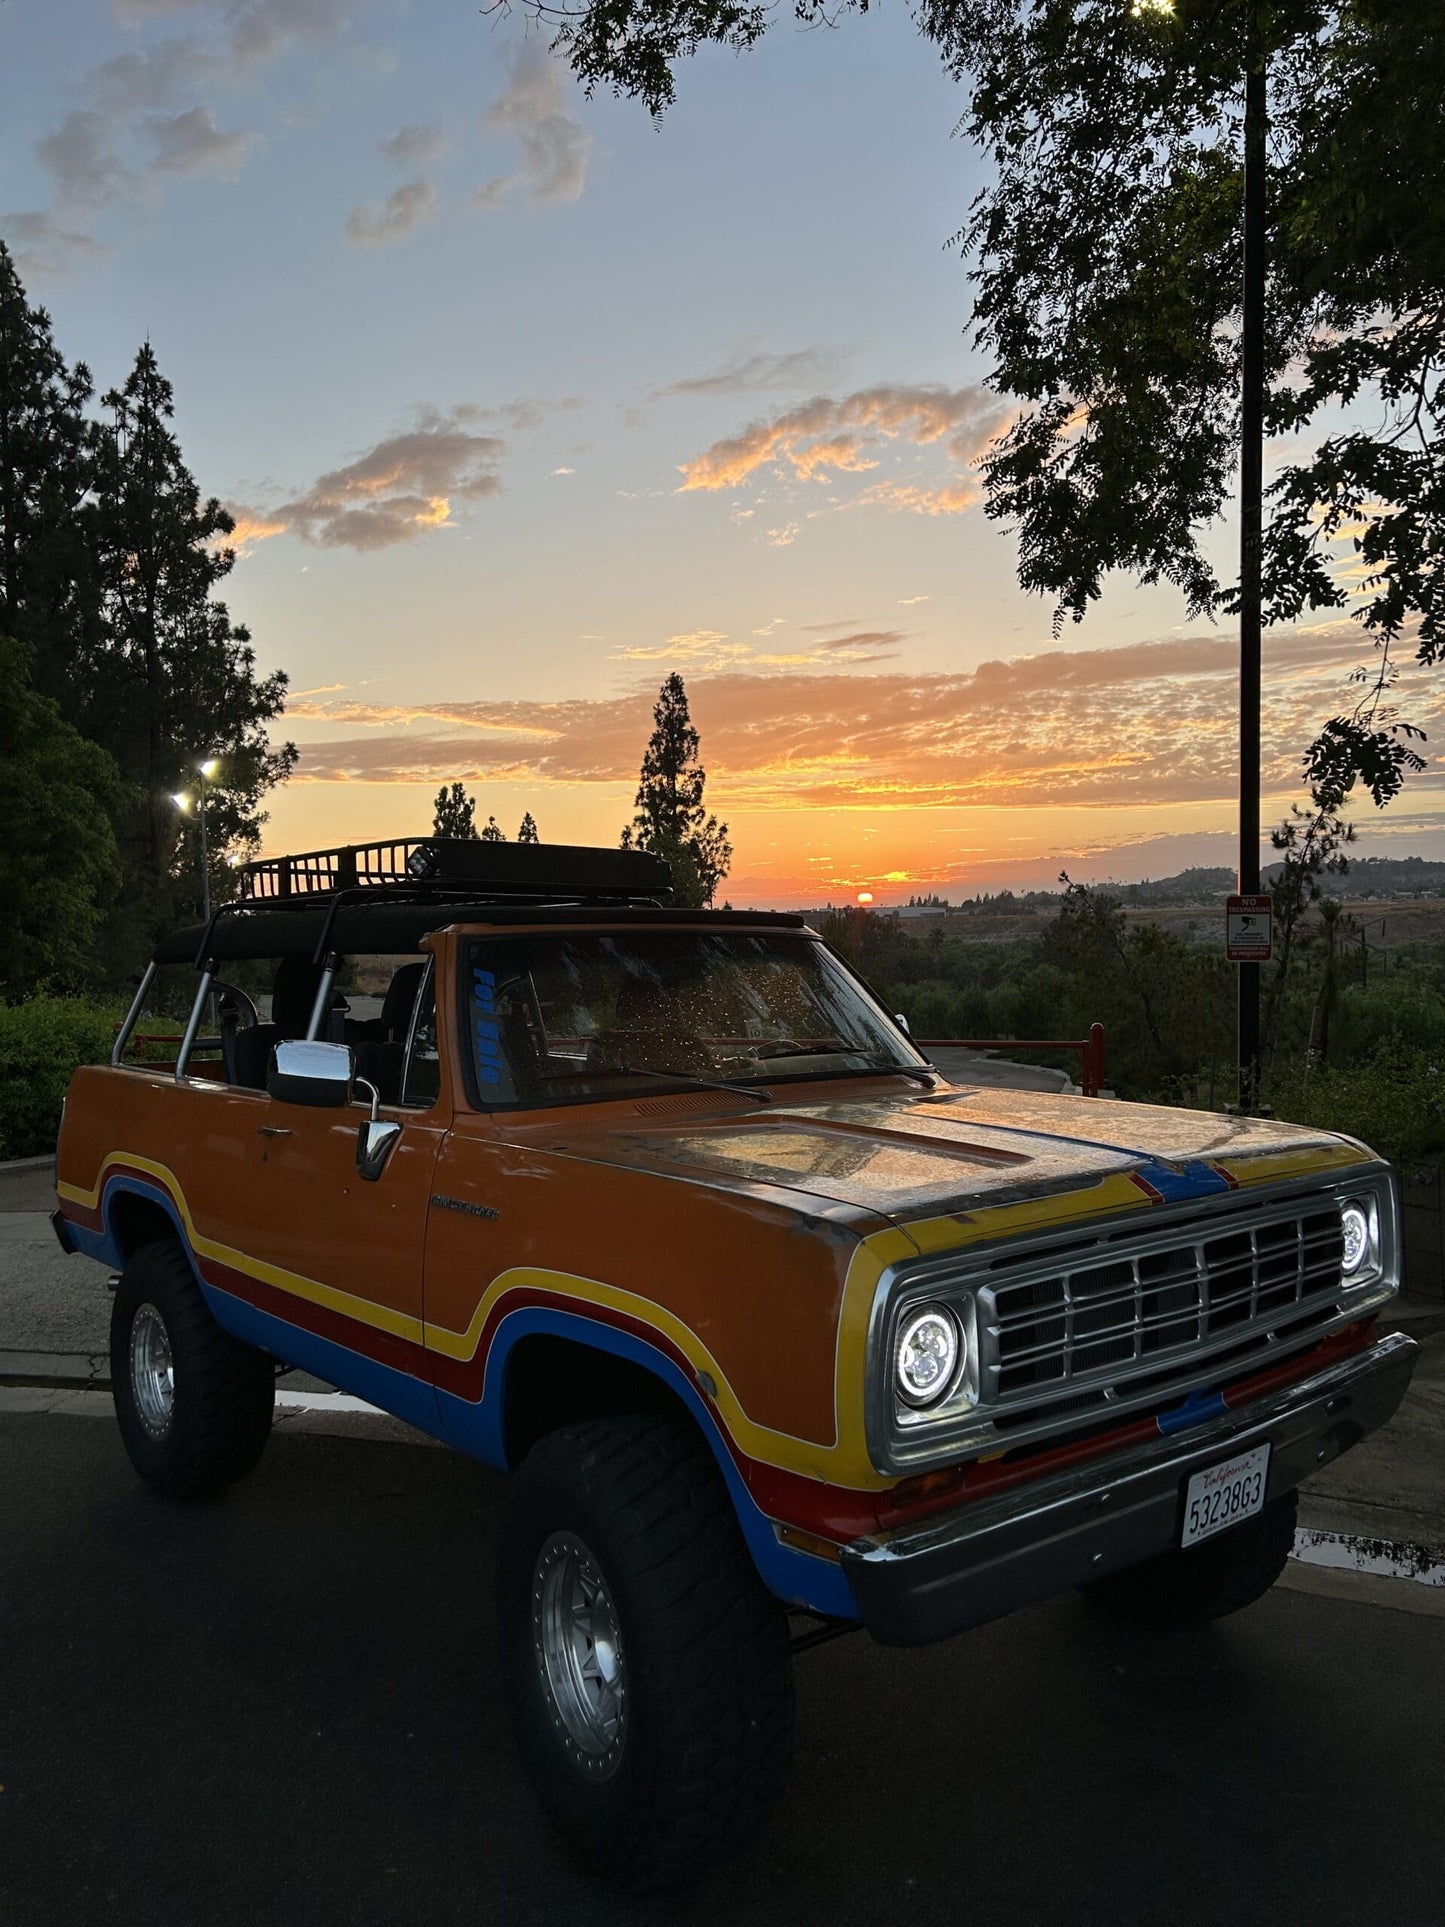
[[67, 1180, 857, 1621], [438, 1305, 860, 1621], [1156, 1386, 1228, 1435], [1132, 1159, 1236, 1203]]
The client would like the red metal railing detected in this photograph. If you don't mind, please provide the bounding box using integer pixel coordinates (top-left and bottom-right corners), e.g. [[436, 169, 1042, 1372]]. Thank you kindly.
[[915, 1022, 1106, 1097]]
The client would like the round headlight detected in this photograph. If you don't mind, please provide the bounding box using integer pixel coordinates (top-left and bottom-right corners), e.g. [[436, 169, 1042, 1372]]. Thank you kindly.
[[1340, 1202, 1370, 1275], [895, 1305, 962, 1407]]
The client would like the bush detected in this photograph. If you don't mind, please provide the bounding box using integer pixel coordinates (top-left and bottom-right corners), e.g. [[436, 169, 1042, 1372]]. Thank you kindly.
[[0, 997, 124, 1160], [1266, 1039, 1445, 1162]]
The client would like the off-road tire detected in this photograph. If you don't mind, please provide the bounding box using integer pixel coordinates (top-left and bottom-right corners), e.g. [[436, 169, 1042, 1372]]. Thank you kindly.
[[110, 1238, 274, 1499], [498, 1415, 795, 1891], [1083, 1489, 1299, 1630]]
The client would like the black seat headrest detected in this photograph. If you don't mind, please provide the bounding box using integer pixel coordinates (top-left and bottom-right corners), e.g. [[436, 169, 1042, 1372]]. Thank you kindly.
[[380, 960, 427, 1038], [271, 956, 325, 1037]]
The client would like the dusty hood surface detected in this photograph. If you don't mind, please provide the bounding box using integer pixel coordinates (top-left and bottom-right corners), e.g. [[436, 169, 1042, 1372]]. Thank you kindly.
[[519, 1082, 1372, 1229]]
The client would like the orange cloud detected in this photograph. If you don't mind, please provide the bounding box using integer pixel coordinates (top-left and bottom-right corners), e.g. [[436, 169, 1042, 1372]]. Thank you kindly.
[[285, 621, 1440, 814], [679, 382, 1013, 497]]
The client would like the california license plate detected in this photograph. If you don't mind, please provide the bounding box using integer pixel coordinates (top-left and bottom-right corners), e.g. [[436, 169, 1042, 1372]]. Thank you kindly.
[[1181, 1444, 1270, 1549]]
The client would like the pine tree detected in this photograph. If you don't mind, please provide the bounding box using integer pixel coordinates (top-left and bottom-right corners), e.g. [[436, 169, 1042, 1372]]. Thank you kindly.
[[480, 815, 506, 841], [621, 672, 731, 905], [87, 343, 296, 960], [433, 781, 479, 839], [517, 810, 540, 843], [0, 243, 100, 702]]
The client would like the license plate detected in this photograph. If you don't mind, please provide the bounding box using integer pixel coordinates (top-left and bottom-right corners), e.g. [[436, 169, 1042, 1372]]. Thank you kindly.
[[1181, 1444, 1270, 1549]]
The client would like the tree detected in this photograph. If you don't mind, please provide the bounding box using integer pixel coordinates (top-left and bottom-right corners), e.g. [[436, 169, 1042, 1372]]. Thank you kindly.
[[480, 815, 506, 841], [85, 343, 296, 956], [519, 0, 1442, 815], [433, 781, 480, 839], [0, 636, 125, 999], [0, 243, 100, 704], [517, 810, 540, 843], [621, 672, 731, 905]]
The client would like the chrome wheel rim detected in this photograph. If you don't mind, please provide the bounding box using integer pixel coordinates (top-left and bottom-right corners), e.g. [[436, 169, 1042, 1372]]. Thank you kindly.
[[531, 1531, 627, 1778], [130, 1303, 175, 1439]]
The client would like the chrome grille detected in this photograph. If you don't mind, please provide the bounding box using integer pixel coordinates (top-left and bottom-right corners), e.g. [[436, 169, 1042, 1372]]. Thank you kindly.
[[979, 1201, 1345, 1416]]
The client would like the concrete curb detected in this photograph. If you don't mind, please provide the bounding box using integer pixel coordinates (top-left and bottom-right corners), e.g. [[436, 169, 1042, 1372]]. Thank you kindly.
[[0, 1153, 60, 1172]]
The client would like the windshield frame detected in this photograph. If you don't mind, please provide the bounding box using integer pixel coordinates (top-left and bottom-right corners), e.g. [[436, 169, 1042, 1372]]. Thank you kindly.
[[454, 923, 931, 1113]]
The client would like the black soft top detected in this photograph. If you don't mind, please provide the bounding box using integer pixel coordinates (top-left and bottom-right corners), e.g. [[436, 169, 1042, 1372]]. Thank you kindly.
[[153, 902, 809, 966]]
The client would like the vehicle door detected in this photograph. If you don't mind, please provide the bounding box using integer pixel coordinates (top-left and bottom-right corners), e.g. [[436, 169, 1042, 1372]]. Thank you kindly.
[[229, 959, 447, 1426]]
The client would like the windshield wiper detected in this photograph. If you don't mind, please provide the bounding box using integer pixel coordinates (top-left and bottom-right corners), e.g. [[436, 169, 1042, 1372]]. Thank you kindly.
[[560, 1065, 773, 1104], [751, 1039, 857, 1060]]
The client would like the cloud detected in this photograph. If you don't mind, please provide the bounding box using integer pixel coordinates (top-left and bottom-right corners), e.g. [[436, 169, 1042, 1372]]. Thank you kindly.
[[474, 44, 591, 210], [282, 622, 1443, 815], [0, 210, 105, 279], [682, 383, 1009, 516], [16, 1, 350, 279], [345, 179, 438, 248], [147, 106, 256, 179], [626, 347, 844, 423], [36, 110, 139, 213], [380, 123, 449, 167], [232, 405, 508, 551]]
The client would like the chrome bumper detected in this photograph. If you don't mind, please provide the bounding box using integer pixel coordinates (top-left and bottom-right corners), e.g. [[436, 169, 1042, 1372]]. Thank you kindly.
[[841, 1330, 1419, 1646]]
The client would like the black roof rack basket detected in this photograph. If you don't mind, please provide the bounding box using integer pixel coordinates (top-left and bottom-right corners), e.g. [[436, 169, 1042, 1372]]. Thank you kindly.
[[237, 837, 673, 906]]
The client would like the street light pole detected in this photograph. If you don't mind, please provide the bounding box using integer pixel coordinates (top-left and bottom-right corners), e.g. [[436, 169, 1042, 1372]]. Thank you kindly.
[[1237, 1, 1267, 1108], [198, 763, 211, 923]]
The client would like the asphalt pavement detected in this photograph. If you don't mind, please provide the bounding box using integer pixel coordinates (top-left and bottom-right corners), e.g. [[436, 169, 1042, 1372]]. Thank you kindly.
[[2, 1410, 1442, 1927]]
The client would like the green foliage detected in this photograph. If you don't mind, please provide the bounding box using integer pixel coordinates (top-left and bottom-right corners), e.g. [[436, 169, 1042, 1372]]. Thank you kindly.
[[1267, 1039, 1445, 1161], [433, 781, 480, 839], [621, 672, 731, 905], [0, 637, 126, 999], [0, 996, 123, 1160], [0, 247, 298, 985]]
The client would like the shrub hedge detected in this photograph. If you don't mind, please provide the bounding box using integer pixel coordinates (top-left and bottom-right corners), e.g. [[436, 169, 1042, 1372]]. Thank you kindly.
[[0, 996, 124, 1161], [1267, 1039, 1445, 1162]]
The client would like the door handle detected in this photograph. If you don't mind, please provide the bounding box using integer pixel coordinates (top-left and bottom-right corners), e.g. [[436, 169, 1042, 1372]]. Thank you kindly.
[[257, 1126, 293, 1138]]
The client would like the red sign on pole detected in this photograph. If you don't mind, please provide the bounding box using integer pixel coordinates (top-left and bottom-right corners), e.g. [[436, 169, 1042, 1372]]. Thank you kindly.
[[1227, 894, 1272, 962]]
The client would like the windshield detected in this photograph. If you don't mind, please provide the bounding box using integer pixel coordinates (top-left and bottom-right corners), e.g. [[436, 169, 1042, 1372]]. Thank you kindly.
[[464, 929, 926, 1109]]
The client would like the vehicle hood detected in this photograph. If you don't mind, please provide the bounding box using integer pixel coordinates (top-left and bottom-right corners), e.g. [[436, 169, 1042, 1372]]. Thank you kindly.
[[526, 1084, 1371, 1231]]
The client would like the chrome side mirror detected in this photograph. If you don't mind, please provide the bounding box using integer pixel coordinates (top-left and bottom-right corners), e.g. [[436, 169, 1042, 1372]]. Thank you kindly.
[[894, 1012, 911, 1036], [353, 1075, 401, 1181], [268, 1039, 355, 1107]]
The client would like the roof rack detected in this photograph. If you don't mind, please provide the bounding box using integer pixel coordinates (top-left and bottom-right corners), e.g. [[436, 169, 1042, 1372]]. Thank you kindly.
[[237, 837, 673, 906]]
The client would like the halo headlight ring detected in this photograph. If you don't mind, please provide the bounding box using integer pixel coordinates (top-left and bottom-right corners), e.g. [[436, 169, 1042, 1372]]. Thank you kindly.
[[894, 1303, 963, 1409]]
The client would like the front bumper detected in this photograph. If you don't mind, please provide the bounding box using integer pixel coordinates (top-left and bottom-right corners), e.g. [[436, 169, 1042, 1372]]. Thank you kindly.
[[841, 1329, 1419, 1646]]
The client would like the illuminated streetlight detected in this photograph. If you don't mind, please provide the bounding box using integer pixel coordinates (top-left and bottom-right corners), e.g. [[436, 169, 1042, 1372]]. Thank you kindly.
[[172, 755, 221, 920]]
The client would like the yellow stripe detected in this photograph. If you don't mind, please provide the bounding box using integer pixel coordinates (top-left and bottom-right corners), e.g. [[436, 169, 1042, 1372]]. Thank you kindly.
[[1215, 1143, 1378, 1186]]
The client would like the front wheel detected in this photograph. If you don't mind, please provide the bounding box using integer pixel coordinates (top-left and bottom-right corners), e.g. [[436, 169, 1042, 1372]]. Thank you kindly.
[[1083, 1489, 1299, 1630], [110, 1238, 274, 1499], [497, 1415, 794, 1890]]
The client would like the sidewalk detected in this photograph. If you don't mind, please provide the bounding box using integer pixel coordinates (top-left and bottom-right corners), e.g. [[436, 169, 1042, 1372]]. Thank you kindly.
[[6, 1156, 1443, 1562]]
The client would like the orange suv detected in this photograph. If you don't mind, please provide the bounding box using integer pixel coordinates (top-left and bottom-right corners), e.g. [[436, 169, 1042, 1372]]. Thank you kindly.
[[53, 838, 1419, 1888]]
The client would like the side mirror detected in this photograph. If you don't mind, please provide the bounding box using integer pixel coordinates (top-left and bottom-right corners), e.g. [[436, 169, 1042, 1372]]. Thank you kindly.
[[268, 1039, 355, 1107], [894, 1012, 911, 1036], [352, 1074, 402, 1181]]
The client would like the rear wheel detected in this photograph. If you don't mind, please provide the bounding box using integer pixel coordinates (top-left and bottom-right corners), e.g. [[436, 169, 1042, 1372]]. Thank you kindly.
[[497, 1415, 794, 1890], [1083, 1489, 1299, 1630], [110, 1238, 274, 1499]]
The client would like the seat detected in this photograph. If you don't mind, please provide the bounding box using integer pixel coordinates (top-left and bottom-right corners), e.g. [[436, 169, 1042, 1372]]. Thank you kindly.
[[229, 956, 343, 1090], [588, 974, 709, 1074], [354, 1040, 406, 1106]]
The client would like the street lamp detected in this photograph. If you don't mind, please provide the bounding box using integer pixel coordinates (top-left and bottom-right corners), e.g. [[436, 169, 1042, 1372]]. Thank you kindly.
[[172, 757, 221, 921]]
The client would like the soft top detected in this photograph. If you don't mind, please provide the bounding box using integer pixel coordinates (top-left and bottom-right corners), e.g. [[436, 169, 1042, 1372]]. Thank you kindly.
[[154, 902, 809, 966]]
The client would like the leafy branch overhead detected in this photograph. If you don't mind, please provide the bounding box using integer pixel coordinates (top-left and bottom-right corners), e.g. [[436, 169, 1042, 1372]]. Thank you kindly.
[[509, 0, 1444, 815]]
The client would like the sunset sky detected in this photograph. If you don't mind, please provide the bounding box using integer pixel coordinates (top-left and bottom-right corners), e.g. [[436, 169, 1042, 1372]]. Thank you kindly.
[[5, 0, 1442, 905]]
